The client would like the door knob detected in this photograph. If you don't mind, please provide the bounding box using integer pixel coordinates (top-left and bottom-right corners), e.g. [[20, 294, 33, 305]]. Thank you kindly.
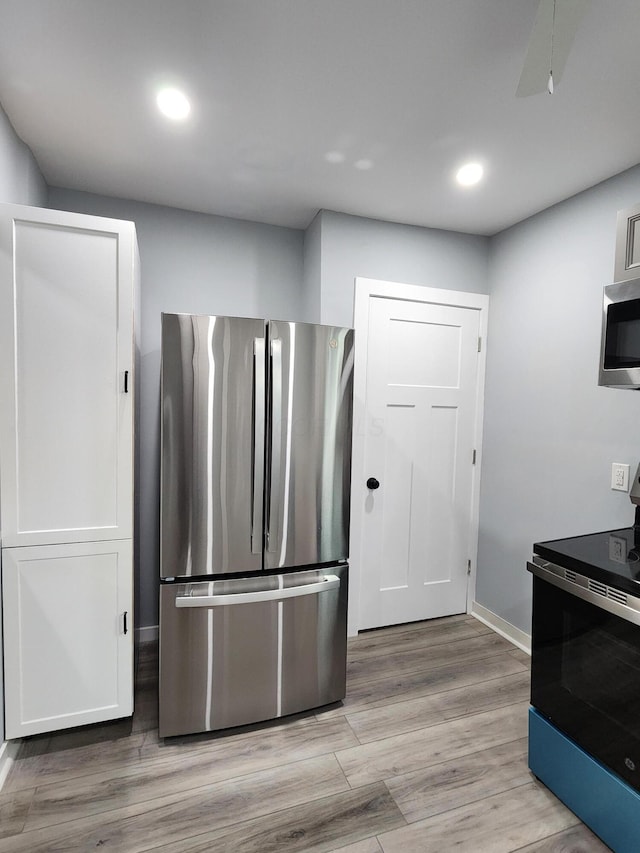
[[366, 477, 380, 490]]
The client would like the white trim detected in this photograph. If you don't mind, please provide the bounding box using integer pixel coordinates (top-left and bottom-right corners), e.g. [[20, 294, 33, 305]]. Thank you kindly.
[[136, 624, 158, 643], [349, 277, 489, 636], [471, 601, 531, 655], [0, 738, 20, 791]]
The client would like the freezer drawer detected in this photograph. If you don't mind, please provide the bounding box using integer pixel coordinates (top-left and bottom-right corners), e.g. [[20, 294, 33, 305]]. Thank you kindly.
[[158, 565, 347, 737]]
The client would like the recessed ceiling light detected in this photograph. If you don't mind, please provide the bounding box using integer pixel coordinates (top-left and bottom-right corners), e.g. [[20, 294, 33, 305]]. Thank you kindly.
[[456, 162, 484, 187], [354, 159, 374, 171], [156, 88, 191, 121]]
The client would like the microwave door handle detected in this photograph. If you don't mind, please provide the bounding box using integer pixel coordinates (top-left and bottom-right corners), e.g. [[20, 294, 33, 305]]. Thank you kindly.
[[251, 337, 266, 555], [175, 575, 340, 607]]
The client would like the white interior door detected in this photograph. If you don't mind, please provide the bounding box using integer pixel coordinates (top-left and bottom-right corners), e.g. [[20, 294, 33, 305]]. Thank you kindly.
[[355, 283, 487, 631]]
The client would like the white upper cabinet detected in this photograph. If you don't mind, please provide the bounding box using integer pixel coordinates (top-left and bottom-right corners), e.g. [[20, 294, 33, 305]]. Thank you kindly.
[[614, 203, 640, 283], [0, 205, 136, 547]]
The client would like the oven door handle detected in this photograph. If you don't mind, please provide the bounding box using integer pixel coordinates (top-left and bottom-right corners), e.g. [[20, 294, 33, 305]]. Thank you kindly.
[[528, 560, 640, 627]]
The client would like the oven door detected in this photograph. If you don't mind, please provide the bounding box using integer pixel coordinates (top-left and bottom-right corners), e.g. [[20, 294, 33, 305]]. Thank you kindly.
[[530, 560, 640, 793]]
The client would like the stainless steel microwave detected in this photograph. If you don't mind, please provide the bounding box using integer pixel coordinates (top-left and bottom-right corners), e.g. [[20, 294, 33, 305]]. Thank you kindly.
[[599, 279, 640, 388]]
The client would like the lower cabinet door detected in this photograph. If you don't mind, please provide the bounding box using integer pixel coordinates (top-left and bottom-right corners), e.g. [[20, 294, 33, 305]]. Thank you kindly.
[[2, 540, 133, 738]]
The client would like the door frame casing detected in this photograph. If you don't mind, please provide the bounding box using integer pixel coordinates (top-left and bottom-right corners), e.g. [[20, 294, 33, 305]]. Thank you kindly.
[[348, 277, 489, 636]]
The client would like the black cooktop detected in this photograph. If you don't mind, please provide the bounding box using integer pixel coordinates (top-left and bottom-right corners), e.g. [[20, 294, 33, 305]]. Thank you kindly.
[[534, 527, 640, 597]]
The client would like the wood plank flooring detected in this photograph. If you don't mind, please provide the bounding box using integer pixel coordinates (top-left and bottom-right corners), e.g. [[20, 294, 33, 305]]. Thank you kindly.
[[0, 615, 611, 852]]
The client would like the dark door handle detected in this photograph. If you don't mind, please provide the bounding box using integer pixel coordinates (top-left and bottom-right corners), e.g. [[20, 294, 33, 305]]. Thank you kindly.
[[366, 477, 380, 490]]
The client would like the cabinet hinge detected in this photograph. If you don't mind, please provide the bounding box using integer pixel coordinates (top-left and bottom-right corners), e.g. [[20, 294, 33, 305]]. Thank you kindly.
[[478, 337, 482, 353], [467, 560, 472, 575], [472, 449, 477, 465]]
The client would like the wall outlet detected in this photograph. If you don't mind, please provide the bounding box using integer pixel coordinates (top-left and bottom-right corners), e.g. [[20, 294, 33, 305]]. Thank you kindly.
[[609, 534, 628, 563], [611, 462, 630, 492]]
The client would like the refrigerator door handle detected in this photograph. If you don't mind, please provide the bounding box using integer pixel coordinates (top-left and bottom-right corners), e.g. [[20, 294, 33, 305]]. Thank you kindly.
[[251, 337, 266, 554], [267, 338, 283, 553], [175, 575, 340, 608]]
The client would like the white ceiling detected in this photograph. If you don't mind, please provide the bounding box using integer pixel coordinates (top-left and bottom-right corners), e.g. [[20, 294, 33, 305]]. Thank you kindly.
[[0, 0, 639, 235]]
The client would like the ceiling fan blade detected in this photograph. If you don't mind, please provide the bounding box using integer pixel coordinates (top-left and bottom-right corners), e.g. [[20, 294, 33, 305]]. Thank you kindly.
[[516, 0, 590, 97]]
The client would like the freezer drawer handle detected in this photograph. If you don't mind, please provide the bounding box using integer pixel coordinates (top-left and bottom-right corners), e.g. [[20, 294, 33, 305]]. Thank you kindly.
[[175, 575, 340, 608]]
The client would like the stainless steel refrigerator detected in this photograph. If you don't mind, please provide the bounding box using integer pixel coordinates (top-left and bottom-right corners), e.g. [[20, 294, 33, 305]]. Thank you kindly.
[[158, 313, 354, 737]]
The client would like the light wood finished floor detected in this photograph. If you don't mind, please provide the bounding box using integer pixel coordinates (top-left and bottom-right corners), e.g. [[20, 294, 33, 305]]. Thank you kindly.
[[0, 615, 611, 852]]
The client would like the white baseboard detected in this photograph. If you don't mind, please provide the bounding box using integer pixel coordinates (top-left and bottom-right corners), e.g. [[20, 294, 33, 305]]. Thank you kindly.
[[0, 738, 20, 791], [136, 624, 158, 643], [471, 601, 531, 655]]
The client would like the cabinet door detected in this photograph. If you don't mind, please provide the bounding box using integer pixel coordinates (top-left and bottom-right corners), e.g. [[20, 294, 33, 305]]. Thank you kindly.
[[0, 204, 135, 547], [614, 202, 640, 283], [2, 540, 133, 739]]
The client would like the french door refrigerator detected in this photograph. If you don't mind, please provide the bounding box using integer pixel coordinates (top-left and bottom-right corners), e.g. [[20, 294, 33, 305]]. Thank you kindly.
[[159, 313, 354, 737]]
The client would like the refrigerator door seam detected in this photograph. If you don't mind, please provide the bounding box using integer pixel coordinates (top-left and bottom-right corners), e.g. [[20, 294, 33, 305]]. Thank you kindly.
[[276, 574, 284, 717]]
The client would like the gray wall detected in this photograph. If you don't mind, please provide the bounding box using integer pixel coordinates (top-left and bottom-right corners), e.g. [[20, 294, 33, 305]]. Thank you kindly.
[[48, 187, 305, 630], [44, 193, 492, 633], [302, 211, 321, 322], [0, 100, 46, 744], [317, 210, 490, 326], [0, 103, 46, 207], [476, 164, 640, 633]]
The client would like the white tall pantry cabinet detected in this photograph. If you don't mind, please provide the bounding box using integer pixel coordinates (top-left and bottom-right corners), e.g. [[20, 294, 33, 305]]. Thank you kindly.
[[0, 204, 138, 739]]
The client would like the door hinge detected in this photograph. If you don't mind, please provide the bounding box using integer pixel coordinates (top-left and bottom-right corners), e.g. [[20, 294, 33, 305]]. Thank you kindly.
[[467, 560, 472, 575], [472, 449, 477, 465], [477, 337, 482, 353]]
